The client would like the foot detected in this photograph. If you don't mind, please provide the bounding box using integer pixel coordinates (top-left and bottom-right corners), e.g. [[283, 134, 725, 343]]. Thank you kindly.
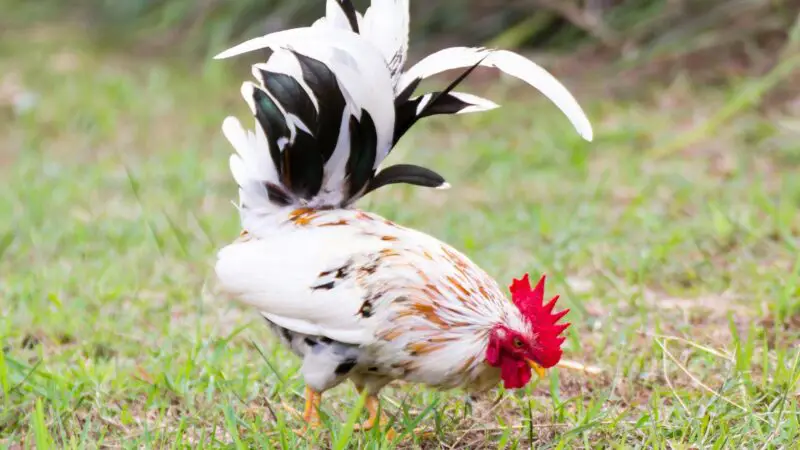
[[352, 395, 382, 431], [352, 395, 398, 439], [297, 386, 322, 433]]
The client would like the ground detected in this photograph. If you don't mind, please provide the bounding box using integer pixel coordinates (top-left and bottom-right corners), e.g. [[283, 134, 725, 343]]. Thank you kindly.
[[1, 20, 799, 450]]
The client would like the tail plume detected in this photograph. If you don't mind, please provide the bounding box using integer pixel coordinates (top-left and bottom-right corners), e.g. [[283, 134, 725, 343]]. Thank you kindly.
[[215, 0, 593, 231]]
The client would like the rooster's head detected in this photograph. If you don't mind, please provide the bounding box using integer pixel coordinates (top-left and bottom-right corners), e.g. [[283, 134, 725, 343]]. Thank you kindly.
[[485, 274, 570, 389]]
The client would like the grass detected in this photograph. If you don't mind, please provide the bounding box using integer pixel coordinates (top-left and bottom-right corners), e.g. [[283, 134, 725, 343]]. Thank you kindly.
[[2, 18, 800, 450]]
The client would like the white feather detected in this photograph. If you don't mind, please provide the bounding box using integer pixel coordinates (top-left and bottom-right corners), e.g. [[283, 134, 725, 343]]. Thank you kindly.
[[229, 158, 273, 215], [399, 47, 594, 142], [317, 112, 353, 206], [239, 82, 257, 114], [223, 116, 278, 184], [324, 0, 353, 30], [362, 0, 410, 86], [448, 92, 500, 114], [215, 225, 387, 344], [224, 117, 277, 217], [313, 0, 364, 31]]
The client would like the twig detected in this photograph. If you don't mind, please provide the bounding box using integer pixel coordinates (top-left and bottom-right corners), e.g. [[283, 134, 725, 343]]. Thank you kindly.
[[556, 359, 604, 375], [643, 332, 733, 361], [657, 340, 692, 417]]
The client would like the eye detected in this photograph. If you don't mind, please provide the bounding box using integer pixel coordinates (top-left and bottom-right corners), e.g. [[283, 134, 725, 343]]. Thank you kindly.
[[512, 337, 524, 348]]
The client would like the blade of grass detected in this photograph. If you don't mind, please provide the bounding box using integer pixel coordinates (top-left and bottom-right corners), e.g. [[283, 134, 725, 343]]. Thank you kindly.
[[32, 397, 53, 450], [332, 390, 367, 450], [0, 346, 9, 405]]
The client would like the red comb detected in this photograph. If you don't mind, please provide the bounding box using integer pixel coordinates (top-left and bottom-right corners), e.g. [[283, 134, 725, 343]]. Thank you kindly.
[[509, 273, 571, 367]]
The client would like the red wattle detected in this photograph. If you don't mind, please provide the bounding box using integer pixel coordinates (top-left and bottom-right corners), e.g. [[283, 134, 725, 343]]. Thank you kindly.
[[500, 357, 532, 389]]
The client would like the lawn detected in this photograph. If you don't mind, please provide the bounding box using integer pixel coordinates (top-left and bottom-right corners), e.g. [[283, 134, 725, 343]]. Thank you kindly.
[[1, 19, 799, 450]]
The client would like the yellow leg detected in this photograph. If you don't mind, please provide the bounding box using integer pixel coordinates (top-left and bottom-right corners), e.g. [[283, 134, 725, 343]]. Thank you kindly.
[[353, 395, 382, 431], [352, 392, 397, 439], [302, 386, 322, 427]]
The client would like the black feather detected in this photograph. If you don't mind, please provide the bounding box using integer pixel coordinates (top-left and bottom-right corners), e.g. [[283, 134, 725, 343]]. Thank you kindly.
[[335, 0, 360, 33], [416, 57, 487, 118], [252, 88, 289, 174], [281, 128, 324, 199], [346, 111, 378, 200], [364, 164, 447, 195], [415, 92, 473, 118], [393, 99, 418, 145], [395, 78, 421, 105], [392, 57, 488, 146], [312, 280, 336, 290], [265, 182, 292, 206], [392, 91, 475, 144], [280, 328, 292, 342], [334, 358, 357, 375], [259, 70, 317, 130], [293, 52, 347, 163]]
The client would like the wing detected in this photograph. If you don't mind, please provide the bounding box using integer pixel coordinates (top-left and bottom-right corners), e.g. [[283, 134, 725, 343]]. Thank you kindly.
[[215, 211, 413, 344]]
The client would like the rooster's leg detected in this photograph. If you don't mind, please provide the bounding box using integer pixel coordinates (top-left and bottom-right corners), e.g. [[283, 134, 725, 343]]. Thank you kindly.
[[352, 395, 382, 431], [351, 388, 396, 439], [302, 386, 322, 426]]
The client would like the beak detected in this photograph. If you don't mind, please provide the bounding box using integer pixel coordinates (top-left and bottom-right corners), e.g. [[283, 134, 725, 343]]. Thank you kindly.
[[527, 360, 546, 379]]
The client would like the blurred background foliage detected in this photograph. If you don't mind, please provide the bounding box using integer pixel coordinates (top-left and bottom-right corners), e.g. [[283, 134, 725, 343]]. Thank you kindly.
[[5, 0, 798, 78], [2, 1, 800, 447]]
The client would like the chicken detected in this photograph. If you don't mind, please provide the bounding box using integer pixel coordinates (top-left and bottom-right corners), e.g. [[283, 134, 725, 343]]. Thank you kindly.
[[213, 0, 593, 433]]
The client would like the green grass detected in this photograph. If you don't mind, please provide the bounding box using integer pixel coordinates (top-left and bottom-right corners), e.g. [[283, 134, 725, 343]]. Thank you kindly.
[[2, 21, 800, 449]]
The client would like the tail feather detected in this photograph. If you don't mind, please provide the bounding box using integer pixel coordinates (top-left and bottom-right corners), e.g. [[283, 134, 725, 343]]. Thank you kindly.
[[253, 67, 317, 132], [215, 1, 593, 233], [313, 0, 361, 33], [362, 0, 410, 85], [393, 91, 499, 145], [398, 47, 594, 142], [394, 56, 487, 145], [292, 52, 346, 164], [364, 164, 450, 195]]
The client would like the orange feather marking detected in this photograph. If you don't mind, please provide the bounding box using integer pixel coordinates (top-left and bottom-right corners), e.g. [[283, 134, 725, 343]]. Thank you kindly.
[[318, 219, 349, 227], [288, 208, 319, 226], [410, 302, 449, 328], [446, 276, 471, 298], [379, 329, 403, 342], [407, 341, 444, 355]]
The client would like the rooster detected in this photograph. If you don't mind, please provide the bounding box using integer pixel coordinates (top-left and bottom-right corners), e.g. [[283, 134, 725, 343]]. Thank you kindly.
[[213, 0, 593, 434]]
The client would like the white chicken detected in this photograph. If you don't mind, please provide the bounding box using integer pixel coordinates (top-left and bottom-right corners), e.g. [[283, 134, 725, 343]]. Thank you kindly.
[[213, 0, 593, 434]]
